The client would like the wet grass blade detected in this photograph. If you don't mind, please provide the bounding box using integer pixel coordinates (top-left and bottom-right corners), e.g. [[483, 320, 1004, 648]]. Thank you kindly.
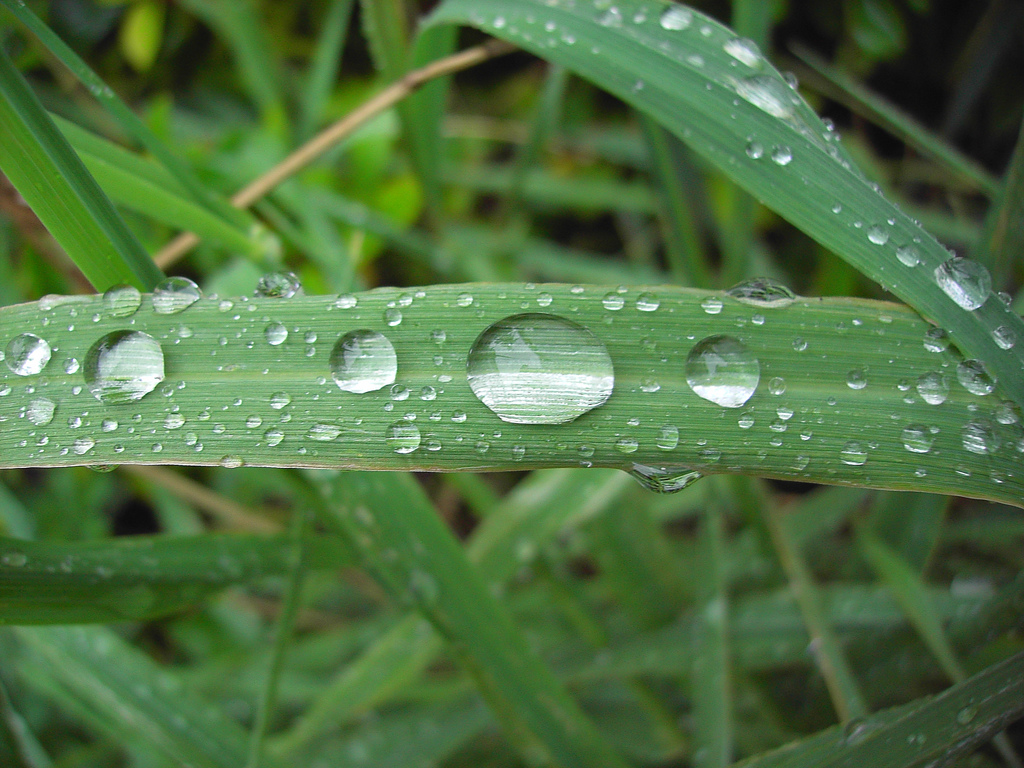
[[13, 626, 268, 768], [425, 0, 1024, 413], [0, 532, 351, 624], [0, 47, 161, 291], [1, 284, 1019, 508], [321, 471, 630, 768]]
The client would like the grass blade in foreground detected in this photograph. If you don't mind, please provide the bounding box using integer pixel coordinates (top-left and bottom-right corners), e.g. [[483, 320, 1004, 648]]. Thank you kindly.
[[0, 47, 161, 291], [320, 471, 629, 768], [425, 0, 1024, 413], [734, 650, 1024, 768], [0, 284, 1019, 507]]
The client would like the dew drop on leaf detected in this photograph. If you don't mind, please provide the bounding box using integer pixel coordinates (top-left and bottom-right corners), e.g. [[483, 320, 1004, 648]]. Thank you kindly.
[[840, 440, 867, 465], [723, 37, 761, 67], [901, 425, 934, 454], [685, 335, 760, 408], [152, 277, 202, 315], [255, 271, 301, 298], [387, 422, 421, 454], [102, 284, 142, 317], [265, 323, 288, 346], [84, 331, 165, 404], [659, 5, 692, 30], [726, 277, 797, 308], [5, 333, 51, 375], [466, 313, 614, 425], [915, 372, 949, 405], [26, 397, 55, 426], [330, 330, 397, 394], [956, 360, 996, 396], [934, 256, 991, 310]]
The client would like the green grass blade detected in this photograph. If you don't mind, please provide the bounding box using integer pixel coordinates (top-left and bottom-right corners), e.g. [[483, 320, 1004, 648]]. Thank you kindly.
[[734, 650, 1024, 768], [864, 491, 946, 572], [981, 114, 1024, 287], [54, 117, 268, 258], [13, 626, 268, 768], [0, 676, 44, 768], [0, 47, 162, 291], [1, 284, 1020, 508], [856, 530, 965, 682], [297, 0, 356, 141], [425, 0, 1024, 413], [322, 471, 630, 768], [1, 0, 250, 230], [790, 44, 1001, 198], [0, 532, 351, 624]]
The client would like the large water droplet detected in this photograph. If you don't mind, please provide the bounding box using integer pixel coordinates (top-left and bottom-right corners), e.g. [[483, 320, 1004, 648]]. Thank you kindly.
[[770, 146, 792, 165], [846, 368, 868, 390], [962, 419, 999, 455], [84, 331, 165, 403], [5, 333, 51, 375], [726, 277, 797, 308], [26, 397, 56, 426], [916, 372, 949, 405], [659, 6, 692, 30], [735, 76, 794, 119], [602, 292, 625, 311], [956, 360, 996, 396], [866, 225, 889, 245], [636, 292, 660, 311], [152, 277, 202, 314], [895, 244, 920, 267], [265, 323, 288, 346], [992, 325, 1017, 350], [103, 284, 142, 317], [330, 330, 397, 394], [901, 425, 934, 454], [656, 424, 680, 450], [629, 463, 703, 493], [466, 313, 614, 425], [685, 335, 760, 408], [387, 422, 421, 454], [934, 257, 991, 310], [255, 271, 301, 298]]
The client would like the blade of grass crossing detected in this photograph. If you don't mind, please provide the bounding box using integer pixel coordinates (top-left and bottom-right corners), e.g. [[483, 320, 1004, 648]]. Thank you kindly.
[[246, 510, 309, 768], [0, 0, 251, 231], [321, 471, 630, 768], [0, 47, 162, 291], [297, 0, 356, 141], [691, 505, 734, 768], [981, 114, 1024, 288], [426, 0, 1024, 413], [765, 506, 868, 722], [863, 492, 946, 573]]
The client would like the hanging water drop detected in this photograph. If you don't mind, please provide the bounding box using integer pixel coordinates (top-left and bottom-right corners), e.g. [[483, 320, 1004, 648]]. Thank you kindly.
[[84, 331, 165, 403], [330, 330, 397, 393], [629, 463, 703, 493], [5, 333, 51, 375], [466, 313, 614, 425], [934, 257, 991, 310], [685, 335, 760, 408], [152, 277, 202, 314]]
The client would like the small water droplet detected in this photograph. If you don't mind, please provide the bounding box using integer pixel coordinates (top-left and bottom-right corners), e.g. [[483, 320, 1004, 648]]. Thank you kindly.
[[73, 437, 96, 455], [308, 423, 342, 441], [956, 360, 996, 396], [659, 5, 692, 30], [656, 424, 679, 450], [330, 330, 398, 394], [602, 292, 625, 310], [768, 377, 786, 396], [956, 705, 978, 726], [770, 146, 792, 165], [466, 314, 614, 424], [537, 292, 553, 307], [735, 76, 794, 119], [152, 277, 202, 314], [84, 331, 165, 403], [840, 440, 867, 465], [615, 437, 639, 454], [923, 327, 950, 353], [738, 412, 755, 429], [220, 455, 244, 469], [901, 425, 934, 453], [934, 257, 991, 310], [26, 397, 55, 426], [726, 277, 797, 308], [866, 225, 889, 245], [164, 412, 185, 430], [792, 337, 808, 351], [5, 333, 51, 375], [685, 335, 760, 408], [992, 325, 1016, 350], [387, 422, 421, 454], [512, 444, 526, 461], [846, 368, 868, 390], [456, 293, 474, 308], [255, 271, 301, 298], [269, 391, 291, 409], [701, 297, 724, 314], [745, 140, 764, 159], [895, 244, 920, 267], [265, 322, 288, 346], [724, 37, 761, 67], [264, 429, 284, 446], [103, 284, 142, 317], [1, 551, 28, 567], [334, 294, 357, 309], [916, 372, 948, 405], [384, 308, 402, 326]]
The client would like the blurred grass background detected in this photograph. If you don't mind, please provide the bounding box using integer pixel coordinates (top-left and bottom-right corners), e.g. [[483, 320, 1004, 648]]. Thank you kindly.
[[1, 0, 1023, 766]]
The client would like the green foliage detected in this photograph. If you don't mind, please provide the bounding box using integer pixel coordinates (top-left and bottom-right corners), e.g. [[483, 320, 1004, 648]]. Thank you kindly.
[[0, 1, 1021, 767]]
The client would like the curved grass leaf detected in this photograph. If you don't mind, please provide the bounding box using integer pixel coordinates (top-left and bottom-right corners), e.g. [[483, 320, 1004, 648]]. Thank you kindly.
[[0, 47, 161, 291], [0, 284, 1019, 507], [0, 532, 351, 624], [424, 0, 1024, 414]]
